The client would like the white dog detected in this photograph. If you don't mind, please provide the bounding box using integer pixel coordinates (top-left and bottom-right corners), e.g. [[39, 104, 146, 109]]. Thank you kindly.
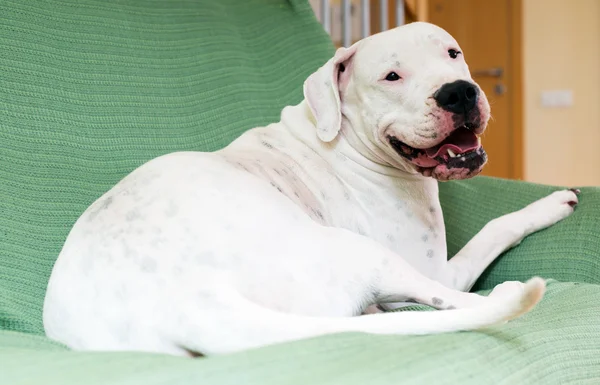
[[43, 22, 579, 357]]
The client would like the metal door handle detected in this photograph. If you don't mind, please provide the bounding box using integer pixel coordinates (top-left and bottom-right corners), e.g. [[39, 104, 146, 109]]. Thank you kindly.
[[472, 67, 503, 78]]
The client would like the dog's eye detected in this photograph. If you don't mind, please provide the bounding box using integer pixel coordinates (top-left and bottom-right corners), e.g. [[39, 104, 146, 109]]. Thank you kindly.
[[448, 49, 461, 59], [385, 72, 401, 81]]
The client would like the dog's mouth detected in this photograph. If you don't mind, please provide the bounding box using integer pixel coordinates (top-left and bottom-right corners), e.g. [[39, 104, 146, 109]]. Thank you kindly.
[[388, 126, 487, 180]]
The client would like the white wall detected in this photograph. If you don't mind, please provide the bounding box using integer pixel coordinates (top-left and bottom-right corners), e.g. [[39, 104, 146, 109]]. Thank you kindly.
[[523, 0, 600, 186]]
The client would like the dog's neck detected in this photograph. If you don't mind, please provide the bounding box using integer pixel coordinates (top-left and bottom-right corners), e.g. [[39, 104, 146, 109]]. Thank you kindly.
[[288, 100, 431, 185], [337, 104, 418, 176], [272, 101, 442, 230]]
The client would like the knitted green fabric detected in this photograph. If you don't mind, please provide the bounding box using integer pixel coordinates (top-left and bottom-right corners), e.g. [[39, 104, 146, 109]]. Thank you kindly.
[[1, 0, 600, 384], [0, 0, 333, 334], [2, 281, 600, 384]]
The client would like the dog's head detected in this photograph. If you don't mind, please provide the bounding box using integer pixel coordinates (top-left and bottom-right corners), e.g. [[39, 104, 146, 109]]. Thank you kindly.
[[304, 22, 490, 181]]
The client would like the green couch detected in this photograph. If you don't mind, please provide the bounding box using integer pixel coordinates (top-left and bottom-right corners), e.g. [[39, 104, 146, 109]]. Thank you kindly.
[[1, 0, 599, 383]]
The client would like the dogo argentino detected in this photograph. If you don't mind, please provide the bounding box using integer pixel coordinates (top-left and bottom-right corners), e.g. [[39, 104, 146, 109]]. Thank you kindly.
[[43, 22, 579, 356]]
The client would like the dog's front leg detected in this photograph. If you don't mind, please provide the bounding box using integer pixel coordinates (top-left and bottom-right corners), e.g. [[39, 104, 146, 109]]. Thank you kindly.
[[440, 189, 579, 292]]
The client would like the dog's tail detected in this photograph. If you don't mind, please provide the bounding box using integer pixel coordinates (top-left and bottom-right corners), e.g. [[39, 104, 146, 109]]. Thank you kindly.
[[171, 277, 545, 356]]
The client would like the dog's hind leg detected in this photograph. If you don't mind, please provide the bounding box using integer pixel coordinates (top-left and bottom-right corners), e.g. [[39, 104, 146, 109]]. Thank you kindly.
[[166, 276, 545, 356], [165, 228, 545, 356]]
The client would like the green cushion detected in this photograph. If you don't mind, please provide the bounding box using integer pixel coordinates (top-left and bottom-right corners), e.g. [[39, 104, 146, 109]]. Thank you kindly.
[[3, 280, 600, 384], [0, 0, 333, 334], [2, 0, 600, 384]]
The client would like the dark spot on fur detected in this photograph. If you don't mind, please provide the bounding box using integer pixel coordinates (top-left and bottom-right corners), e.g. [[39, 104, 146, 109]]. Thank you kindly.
[[426, 249, 434, 258], [235, 162, 249, 171], [421, 234, 429, 242], [312, 208, 324, 221], [270, 182, 283, 193], [294, 191, 300, 198], [447, 305, 456, 310], [356, 224, 366, 236], [87, 196, 114, 221], [126, 209, 142, 221], [102, 196, 113, 210], [432, 297, 443, 306], [140, 257, 157, 273], [262, 141, 273, 149]]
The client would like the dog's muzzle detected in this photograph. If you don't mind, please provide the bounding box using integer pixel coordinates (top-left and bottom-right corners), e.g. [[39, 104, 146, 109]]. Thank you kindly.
[[387, 80, 488, 181]]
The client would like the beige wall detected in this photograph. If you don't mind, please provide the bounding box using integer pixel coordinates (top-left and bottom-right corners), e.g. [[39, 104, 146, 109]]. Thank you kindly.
[[523, 0, 600, 186]]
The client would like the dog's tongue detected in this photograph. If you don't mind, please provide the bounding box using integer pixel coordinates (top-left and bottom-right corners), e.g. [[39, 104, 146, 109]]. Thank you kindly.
[[425, 128, 479, 158]]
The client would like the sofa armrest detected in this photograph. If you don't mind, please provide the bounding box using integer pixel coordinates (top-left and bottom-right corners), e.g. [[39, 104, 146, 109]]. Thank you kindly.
[[439, 176, 600, 290]]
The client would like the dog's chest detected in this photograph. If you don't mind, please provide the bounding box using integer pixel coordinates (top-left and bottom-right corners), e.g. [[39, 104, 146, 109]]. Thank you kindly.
[[333, 178, 448, 278], [226, 130, 448, 277]]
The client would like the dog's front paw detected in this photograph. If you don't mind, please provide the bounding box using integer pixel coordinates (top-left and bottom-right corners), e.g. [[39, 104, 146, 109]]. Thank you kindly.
[[522, 189, 579, 232]]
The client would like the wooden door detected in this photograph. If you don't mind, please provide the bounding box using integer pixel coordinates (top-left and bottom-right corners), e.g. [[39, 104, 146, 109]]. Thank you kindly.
[[427, 0, 523, 179]]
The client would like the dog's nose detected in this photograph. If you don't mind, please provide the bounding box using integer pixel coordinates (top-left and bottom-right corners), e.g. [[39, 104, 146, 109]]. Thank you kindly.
[[433, 80, 479, 114]]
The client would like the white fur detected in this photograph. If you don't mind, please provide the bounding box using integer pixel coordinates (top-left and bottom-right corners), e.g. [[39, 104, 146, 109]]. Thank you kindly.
[[43, 23, 577, 357]]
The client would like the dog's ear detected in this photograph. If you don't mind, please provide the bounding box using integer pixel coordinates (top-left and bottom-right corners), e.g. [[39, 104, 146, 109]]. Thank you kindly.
[[303, 45, 358, 142]]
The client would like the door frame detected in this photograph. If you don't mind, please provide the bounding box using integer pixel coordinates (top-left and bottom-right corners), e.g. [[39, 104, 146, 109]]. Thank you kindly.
[[507, 0, 523, 180]]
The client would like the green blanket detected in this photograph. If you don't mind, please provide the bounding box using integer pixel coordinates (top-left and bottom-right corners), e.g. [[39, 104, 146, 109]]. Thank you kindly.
[[3, 281, 599, 385], [1, 0, 599, 383]]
